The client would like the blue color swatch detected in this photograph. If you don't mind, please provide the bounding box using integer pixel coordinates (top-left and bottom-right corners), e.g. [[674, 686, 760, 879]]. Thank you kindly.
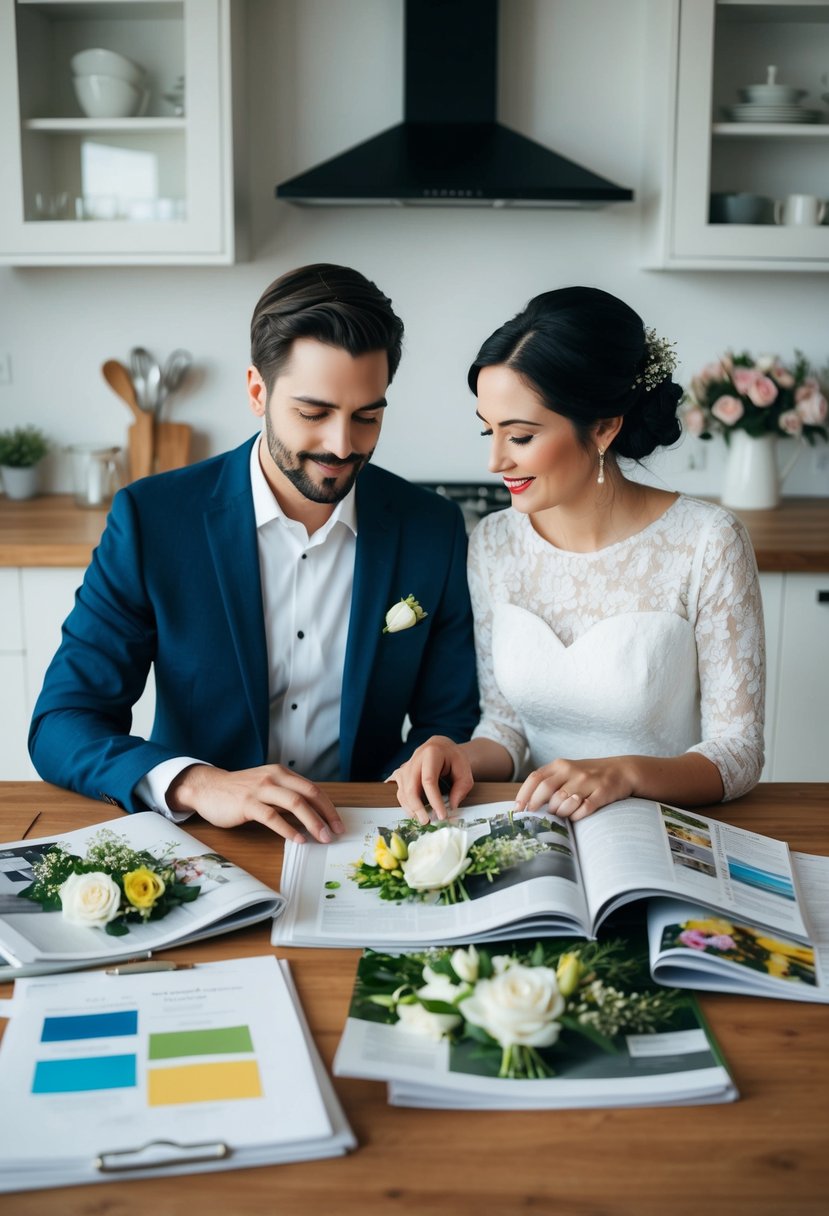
[[41, 1010, 138, 1042], [32, 1054, 137, 1093]]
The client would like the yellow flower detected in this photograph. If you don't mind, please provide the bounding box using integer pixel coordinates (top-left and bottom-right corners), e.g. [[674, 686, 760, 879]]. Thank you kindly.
[[555, 952, 584, 998], [754, 936, 814, 965], [374, 840, 399, 871], [123, 866, 166, 909], [683, 917, 735, 936], [766, 953, 790, 979], [389, 832, 409, 861]]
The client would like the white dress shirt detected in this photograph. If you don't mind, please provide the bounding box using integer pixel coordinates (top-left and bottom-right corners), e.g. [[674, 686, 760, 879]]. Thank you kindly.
[[136, 434, 357, 817]]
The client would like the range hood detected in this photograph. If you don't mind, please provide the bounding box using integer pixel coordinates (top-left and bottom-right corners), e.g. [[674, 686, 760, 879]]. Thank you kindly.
[[276, 0, 633, 208]]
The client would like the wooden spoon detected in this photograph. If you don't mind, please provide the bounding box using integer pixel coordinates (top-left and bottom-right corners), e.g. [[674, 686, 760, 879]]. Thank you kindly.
[[101, 360, 154, 482]]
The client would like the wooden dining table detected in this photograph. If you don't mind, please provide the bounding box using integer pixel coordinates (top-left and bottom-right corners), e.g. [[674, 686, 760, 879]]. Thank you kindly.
[[0, 780, 827, 1216]]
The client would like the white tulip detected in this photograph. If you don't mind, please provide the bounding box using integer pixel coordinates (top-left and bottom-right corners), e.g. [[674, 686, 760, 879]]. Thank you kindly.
[[396, 973, 463, 1040], [384, 601, 417, 633], [451, 945, 480, 983], [401, 827, 471, 890]]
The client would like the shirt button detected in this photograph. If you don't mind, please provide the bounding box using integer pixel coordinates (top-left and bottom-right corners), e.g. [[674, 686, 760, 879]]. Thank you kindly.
[[297, 630, 304, 639], [301, 553, 307, 560], [291, 703, 298, 710], [288, 760, 296, 767]]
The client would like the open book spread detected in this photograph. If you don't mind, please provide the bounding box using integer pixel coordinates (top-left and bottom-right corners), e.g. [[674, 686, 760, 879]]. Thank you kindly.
[[333, 933, 737, 1110], [273, 798, 810, 951], [0, 813, 284, 978], [647, 852, 829, 1003], [0, 955, 354, 1192]]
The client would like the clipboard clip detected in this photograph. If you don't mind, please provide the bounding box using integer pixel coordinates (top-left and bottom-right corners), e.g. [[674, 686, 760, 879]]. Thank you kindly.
[[96, 1138, 230, 1173]]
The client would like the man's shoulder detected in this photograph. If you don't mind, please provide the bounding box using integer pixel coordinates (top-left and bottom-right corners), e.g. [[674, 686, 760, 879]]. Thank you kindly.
[[122, 438, 253, 510], [360, 464, 464, 524]]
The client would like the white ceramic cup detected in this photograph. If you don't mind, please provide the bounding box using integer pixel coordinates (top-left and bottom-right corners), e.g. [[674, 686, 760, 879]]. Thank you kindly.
[[773, 194, 827, 226]]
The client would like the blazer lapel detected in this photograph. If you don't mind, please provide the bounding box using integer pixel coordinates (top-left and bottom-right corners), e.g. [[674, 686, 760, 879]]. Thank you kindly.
[[340, 469, 400, 775], [204, 440, 269, 760]]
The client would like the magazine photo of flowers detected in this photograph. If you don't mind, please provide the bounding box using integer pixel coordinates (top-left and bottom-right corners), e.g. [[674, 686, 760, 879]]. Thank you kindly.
[[345, 935, 692, 1084], [15, 827, 207, 936], [349, 810, 576, 907], [660, 915, 817, 990]]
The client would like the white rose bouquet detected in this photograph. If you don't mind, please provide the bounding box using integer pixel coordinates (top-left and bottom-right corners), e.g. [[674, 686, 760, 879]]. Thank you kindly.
[[351, 938, 687, 1082], [17, 828, 203, 936], [681, 350, 828, 443], [350, 810, 573, 907]]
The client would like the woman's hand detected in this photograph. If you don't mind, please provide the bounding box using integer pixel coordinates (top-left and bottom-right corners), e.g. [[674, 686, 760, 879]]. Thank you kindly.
[[515, 756, 639, 822], [388, 736, 475, 825]]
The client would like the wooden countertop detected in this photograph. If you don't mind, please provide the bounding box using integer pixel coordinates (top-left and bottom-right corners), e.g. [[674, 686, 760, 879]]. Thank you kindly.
[[1, 493, 828, 571], [1, 780, 828, 1216]]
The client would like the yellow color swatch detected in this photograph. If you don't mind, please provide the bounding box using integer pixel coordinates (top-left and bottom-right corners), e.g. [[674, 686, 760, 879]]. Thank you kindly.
[[148, 1060, 262, 1106]]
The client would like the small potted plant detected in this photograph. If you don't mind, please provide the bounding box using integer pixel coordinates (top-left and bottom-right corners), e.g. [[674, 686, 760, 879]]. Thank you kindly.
[[0, 425, 50, 501]]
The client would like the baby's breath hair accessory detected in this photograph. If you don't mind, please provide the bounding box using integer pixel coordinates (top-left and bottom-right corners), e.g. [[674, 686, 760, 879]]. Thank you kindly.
[[634, 327, 678, 392]]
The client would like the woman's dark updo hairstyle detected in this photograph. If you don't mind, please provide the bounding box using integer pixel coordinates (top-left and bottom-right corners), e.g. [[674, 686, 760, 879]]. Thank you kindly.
[[468, 286, 682, 460]]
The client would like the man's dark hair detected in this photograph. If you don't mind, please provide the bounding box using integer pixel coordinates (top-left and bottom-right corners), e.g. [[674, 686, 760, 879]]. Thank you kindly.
[[250, 263, 404, 389]]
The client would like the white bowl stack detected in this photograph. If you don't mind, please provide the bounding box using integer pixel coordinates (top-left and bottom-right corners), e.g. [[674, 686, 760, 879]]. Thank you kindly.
[[727, 64, 818, 124], [71, 47, 147, 119]]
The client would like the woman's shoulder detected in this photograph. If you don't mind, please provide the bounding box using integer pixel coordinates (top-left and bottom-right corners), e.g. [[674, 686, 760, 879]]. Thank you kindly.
[[675, 495, 753, 549]]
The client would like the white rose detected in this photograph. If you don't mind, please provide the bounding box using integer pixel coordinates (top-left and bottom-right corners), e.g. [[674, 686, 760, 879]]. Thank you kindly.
[[384, 601, 417, 633], [59, 870, 122, 927], [396, 973, 463, 1040], [401, 827, 471, 890], [459, 962, 565, 1049], [451, 945, 479, 982]]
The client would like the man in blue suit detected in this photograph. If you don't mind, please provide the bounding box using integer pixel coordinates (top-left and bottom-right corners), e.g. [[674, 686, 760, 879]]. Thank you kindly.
[[29, 264, 479, 844]]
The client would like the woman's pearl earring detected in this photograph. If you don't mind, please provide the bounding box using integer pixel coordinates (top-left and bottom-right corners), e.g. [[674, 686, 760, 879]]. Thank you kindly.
[[597, 447, 606, 485]]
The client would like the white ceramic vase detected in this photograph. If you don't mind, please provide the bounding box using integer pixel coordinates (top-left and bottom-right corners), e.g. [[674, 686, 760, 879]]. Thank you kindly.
[[0, 464, 40, 501], [720, 431, 800, 510]]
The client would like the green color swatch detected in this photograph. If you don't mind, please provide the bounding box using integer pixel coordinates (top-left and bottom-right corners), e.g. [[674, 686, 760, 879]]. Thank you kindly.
[[148, 1024, 254, 1060]]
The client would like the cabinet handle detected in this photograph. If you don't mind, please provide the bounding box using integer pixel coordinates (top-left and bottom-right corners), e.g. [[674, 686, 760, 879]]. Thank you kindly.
[[818, 591, 829, 604]]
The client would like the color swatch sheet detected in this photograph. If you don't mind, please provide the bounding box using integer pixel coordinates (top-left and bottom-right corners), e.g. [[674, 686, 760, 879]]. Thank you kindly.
[[0, 956, 334, 1171]]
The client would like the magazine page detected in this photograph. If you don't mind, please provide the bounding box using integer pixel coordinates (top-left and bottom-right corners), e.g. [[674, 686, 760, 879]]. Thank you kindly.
[[333, 934, 736, 1110], [273, 802, 591, 948], [647, 852, 829, 1003], [0, 813, 283, 969], [572, 799, 809, 941], [0, 956, 353, 1193]]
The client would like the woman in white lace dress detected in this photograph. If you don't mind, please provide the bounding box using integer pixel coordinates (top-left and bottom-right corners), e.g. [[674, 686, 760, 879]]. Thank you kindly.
[[392, 287, 765, 822]]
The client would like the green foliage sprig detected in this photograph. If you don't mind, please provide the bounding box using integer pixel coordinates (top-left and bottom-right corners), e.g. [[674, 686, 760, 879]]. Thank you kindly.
[[0, 425, 49, 468]]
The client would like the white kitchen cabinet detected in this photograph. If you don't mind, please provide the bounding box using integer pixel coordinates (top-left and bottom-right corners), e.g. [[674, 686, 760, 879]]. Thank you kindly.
[[766, 572, 829, 779], [643, 0, 829, 271], [0, 567, 155, 779], [0, 0, 245, 265]]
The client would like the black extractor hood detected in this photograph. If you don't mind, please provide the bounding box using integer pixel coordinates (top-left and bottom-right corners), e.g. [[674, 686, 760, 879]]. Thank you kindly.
[[275, 0, 633, 208]]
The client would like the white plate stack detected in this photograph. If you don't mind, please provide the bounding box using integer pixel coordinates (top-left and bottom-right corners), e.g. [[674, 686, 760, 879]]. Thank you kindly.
[[725, 64, 821, 124]]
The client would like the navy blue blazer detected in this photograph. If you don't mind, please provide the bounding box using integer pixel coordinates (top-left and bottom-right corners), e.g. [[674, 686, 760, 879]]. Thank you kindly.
[[29, 438, 479, 811]]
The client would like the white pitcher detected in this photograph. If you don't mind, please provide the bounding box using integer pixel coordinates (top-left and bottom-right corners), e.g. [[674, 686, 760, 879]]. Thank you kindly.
[[720, 431, 801, 510]]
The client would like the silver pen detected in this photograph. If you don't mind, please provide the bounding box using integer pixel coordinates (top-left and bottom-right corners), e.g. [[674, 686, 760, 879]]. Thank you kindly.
[[105, 960, 194, 976]]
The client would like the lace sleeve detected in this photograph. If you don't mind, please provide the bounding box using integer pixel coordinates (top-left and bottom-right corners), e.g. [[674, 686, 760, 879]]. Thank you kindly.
[[467, 520, 529, 777], [687, 510, 765, 799]]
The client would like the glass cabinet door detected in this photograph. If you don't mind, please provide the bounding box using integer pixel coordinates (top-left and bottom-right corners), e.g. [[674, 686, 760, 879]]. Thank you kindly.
[[0, 0, 235, 264]]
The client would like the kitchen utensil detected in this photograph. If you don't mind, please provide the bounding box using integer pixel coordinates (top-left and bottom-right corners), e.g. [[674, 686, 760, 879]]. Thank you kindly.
[[130, 346, 161, 413], [157, 348, 192, 417], [101, 359, 142, 419], [154, 422, 192, 473]]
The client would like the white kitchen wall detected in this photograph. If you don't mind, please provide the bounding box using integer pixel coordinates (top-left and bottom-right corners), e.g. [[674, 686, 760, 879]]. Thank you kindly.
[[1, 0, 827, 496]]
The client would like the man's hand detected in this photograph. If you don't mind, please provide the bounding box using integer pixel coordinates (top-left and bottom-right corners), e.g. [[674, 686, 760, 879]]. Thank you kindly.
[[166, 764, 345, 844], [388, 736, 474, 824]]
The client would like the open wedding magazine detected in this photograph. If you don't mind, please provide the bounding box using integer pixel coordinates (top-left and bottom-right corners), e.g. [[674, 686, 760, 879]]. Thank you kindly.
[[647, 851, 829, 1003], [0, 813, 284, 978], [333, 932, 737, 1110], [273, 798, 811, 951]]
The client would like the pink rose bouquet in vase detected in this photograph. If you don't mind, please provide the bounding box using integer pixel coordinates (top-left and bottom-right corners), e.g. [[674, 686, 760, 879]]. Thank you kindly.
[[681, 352, 828, 509]]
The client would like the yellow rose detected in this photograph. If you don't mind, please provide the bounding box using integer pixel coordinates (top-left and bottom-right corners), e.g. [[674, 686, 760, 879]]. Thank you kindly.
[[389, 832, 409, 861], [754, 936, 814, 965], [123, 866, 166, 910], [374, 840, 399, 871], [766, 953, 790, 979], [555, 952, 584, 998]]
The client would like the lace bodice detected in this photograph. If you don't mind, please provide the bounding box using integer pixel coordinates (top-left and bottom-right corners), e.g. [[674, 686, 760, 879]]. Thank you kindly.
[[468, 495, 765, 801]]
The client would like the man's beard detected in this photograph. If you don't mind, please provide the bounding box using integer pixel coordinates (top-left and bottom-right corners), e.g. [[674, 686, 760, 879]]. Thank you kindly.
[[264, 413, 372, 504]]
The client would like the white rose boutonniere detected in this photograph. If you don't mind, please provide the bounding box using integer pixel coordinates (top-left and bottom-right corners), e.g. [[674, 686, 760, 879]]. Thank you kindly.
[[383, 593, 428, 634], [59, 870, 122, 927]]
